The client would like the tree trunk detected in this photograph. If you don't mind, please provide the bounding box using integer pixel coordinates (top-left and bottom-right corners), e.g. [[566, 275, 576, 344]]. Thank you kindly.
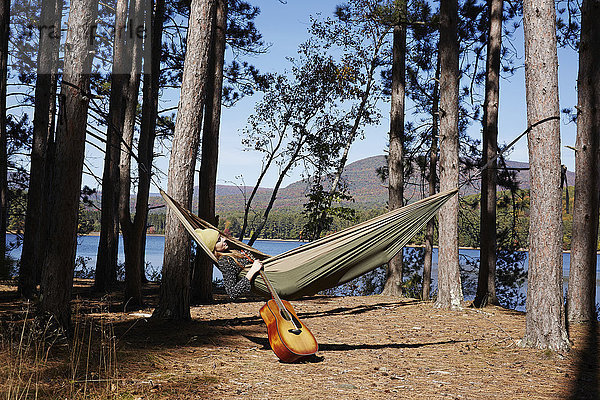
[[521, 0, 569, 351], [94, 0, 137, 292], [19, 0, 63, 296], [40, 0, 98, 329], [119, 0, 145, 309], [129, 0, 166, 288], [382, 23, 406, 297], [567, 0, 600, 324], [0, 0, 9, 279], [152, 0, 216, 320], [94, 0, 131, 293], [191, 0, 227, 304], [435, 0, 462, 310], [422, 62, 440, 301], [474, 0, 502, 308], [39, 106, 56, 286], [120, 0, 166, 308]]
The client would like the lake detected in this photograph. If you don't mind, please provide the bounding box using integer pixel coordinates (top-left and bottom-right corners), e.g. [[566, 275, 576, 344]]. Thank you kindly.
[[6, 234, 600, 310], [4, 234, 306, 281]]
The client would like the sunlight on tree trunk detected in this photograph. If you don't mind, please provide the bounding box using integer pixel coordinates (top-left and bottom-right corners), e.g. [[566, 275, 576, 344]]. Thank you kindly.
[[153, 0, 216, 320], [521, 0, 569, 351], [435, 0, 462, 310], [192, 0, 227, 304]]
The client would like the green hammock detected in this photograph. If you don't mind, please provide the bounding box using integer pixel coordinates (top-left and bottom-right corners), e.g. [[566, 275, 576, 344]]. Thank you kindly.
[[160, 188, 457, 300]]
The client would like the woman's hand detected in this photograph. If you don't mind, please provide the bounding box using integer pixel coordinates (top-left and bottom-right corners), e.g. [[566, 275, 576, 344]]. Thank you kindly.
[[246, 259, 263, 280]]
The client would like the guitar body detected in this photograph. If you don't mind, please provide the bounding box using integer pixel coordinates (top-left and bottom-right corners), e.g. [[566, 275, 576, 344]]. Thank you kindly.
[[259, 299, 318, 363]]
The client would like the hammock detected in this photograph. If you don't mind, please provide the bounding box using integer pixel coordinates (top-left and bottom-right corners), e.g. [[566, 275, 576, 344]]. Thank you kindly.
[[160, 188, 457, 300]]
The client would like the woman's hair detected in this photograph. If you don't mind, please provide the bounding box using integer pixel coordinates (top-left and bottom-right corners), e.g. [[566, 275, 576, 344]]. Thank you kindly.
[[214, 249, 247, 268]]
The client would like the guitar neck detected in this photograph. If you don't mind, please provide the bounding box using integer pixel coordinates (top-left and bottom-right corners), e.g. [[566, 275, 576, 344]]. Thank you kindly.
[[256, 260, 302, 333], [259, 270, 285, 308], [241, 250, 286, 308]]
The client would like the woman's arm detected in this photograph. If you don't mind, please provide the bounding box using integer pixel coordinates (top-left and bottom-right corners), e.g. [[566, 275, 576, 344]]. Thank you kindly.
[[246, 259, 263, 280], [216, 257, 252, 300]]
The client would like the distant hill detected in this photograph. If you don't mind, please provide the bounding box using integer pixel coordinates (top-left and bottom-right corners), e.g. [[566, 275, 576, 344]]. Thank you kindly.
[[212, 157, 574, 214], [134, 156, 573, 214], [204, 155, 391, 215]]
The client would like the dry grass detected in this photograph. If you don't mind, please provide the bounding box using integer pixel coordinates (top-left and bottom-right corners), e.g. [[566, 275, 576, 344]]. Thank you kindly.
[[0, 280, 598, 399], [0, 287, 122, 399]]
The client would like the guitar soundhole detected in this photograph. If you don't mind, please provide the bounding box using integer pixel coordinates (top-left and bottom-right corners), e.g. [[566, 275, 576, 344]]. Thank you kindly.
[[288, 315, 303, 335], [279, 309, 291, 321], [279, 309, 303, 335]]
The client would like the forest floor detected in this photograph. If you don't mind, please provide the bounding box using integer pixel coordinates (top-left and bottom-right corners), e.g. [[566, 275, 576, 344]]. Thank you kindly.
[[0, 279, 598, 400]]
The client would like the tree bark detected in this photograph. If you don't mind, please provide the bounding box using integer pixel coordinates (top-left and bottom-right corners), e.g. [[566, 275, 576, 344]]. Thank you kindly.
[[422, 62, 440, 301], [435, 0, 462, 310], [521, 0, 569, 351], [191, 0, 227, 304], [0, 0, 9, 279], [567, 0, 600, 324], [383, 23, 406, 297], [94, 0, 131, 292], [40, 0, 98, 329], [119, 0, 166, 308], [119, 0, 145, 309], [152, 0, 216, 320], [19, 0, 63, 295], [474, 0, 502, 308]]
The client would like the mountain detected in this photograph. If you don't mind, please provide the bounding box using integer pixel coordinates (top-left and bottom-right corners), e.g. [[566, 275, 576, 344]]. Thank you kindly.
[[210, 155, 389, 214], [140, 156, 574, 214]]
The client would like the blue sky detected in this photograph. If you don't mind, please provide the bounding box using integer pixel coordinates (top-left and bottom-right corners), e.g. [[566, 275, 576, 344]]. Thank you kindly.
[[127, 0, 580, 192], [213, 0, 579, 190], [215, 1, 393, 190]]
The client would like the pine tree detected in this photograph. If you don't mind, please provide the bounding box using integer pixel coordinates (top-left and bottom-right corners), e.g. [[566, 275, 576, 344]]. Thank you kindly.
[[567, 0, 600, 324], [192, 0, 228, 304], [435, 0, 462, 310], [19, 0, 63, 296], [474, 0, 503, 308], [40, 0, 98, 329], [0, 0, 9, 278], [520, 0, 569, 350], [153, 0, 216, 320]]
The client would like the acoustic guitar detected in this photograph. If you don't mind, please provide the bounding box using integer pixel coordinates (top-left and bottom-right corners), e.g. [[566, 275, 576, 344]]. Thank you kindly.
[[242, 251, 318, 363]]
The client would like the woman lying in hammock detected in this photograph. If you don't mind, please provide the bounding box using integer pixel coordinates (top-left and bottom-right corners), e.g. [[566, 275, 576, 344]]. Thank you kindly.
[[195, 228, 263, 299]]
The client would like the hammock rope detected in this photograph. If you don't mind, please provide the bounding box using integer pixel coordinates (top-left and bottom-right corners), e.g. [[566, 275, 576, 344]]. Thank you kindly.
[[161, 188, 457, 299]]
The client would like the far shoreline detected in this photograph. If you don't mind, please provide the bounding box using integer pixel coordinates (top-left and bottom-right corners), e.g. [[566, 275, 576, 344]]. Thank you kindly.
[[80, 233, 587, 254], [83, 232, 309, 243]]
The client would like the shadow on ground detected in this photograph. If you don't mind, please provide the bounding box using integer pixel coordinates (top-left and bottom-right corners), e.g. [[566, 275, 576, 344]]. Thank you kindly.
[[243, 334, 465, 352], [569, 322, 598, 400]]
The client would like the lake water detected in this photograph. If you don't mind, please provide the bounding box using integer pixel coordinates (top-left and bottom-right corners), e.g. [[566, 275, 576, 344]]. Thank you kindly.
[[4, 234, 305, 281], [6, 234, 600, 310]]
